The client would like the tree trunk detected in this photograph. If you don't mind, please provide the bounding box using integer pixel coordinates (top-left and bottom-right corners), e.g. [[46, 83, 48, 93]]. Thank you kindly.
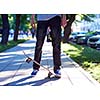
[[1, 14, 9, 45], [13, 14, 21, 41], [63, 24, 71, 43], [63, 14, 76, 43]]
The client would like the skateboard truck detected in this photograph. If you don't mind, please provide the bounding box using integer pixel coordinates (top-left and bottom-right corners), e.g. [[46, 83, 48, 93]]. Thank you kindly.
[[26, 57, 32, 63], [48, 72, 53, 78]]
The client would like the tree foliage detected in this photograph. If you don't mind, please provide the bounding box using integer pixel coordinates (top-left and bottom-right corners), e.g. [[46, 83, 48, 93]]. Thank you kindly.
[[0, 14, 96, 45], [20, 14, 32, 31]]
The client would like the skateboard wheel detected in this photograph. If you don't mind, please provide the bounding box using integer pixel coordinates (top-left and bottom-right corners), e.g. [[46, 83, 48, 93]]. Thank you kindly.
[[48, 72, 52, 78], [26, 58, 32, 63]]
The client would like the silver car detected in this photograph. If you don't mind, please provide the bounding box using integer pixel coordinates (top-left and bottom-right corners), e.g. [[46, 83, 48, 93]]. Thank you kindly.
[[87, 35, 100, 49]]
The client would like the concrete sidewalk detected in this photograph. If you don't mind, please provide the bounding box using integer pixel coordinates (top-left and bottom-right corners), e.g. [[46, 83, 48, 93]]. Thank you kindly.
[[0, 38, 100, 99]]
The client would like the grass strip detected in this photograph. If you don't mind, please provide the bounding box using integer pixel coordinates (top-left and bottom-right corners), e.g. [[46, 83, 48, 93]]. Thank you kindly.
[[62, 43, 100, 82], [0, 39, 26, 52]]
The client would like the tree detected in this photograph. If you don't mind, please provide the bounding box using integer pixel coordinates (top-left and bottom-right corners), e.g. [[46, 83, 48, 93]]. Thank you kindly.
[[1, 14, 10, 45], [8, 14, 16, 29], [13, 14, 21, 41], [63, 14, 76, 43], [13, 14, 32, 41], [20, 14, 32, 31], [62, 14, 95, 43]]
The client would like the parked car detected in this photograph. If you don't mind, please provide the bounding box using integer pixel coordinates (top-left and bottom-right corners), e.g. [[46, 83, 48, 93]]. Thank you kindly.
[[69, 31, 87, 42], [73, 31, 87, 43], [0, 28, 3, 34], [87, 35, 100, 49], [76, 36, 87, 44], [75, 31, 100, 45], [0, 28, 3, 37], [76, 33, 94, 44], [69, 32, 79, 42]]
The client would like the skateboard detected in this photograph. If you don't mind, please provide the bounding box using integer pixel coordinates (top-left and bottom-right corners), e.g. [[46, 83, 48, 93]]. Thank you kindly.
[[23, 51, 61, 78]]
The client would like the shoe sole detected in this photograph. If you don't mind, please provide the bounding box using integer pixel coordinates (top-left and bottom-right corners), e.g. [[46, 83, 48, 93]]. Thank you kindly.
[[55, 74, 61, 78]]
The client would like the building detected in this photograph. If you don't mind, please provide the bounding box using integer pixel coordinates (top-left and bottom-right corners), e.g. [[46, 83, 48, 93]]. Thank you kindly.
[[72, 14, 100, 32]]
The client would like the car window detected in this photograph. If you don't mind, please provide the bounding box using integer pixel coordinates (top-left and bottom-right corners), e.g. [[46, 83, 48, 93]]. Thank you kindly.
[[94, 31, 100, 35]]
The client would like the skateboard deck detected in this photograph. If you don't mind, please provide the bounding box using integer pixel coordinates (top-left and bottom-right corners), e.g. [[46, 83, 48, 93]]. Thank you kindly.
[[23, 51, 61, 78]]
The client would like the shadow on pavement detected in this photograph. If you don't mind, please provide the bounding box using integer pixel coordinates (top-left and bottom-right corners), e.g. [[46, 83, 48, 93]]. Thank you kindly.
[[0, 73, 24, 83], [3, 76, 59, 86]]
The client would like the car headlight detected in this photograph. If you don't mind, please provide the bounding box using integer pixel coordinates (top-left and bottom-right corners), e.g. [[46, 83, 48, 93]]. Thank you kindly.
[[81, 37, 86, 39]]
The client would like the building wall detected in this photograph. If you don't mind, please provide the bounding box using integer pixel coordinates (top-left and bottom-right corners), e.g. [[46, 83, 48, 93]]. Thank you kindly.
[[72, 14, 100, 32]]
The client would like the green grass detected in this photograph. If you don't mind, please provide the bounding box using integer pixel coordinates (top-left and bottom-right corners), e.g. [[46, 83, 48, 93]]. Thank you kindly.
[[0, 39, 27, 52], [61, 43, 100, 83]]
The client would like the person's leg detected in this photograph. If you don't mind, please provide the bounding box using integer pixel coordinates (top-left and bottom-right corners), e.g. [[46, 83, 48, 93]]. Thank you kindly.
[[49, 16, 61, 72], [33, 21, 48, 70]]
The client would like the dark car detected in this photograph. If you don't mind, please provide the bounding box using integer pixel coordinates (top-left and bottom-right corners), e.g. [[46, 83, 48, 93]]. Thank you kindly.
[[73, 31, 87, 44], [69, 32, 79, 42], [0, 28, 3, 37], [0, 28, 3, 34], [76, 34, 93, 44]]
